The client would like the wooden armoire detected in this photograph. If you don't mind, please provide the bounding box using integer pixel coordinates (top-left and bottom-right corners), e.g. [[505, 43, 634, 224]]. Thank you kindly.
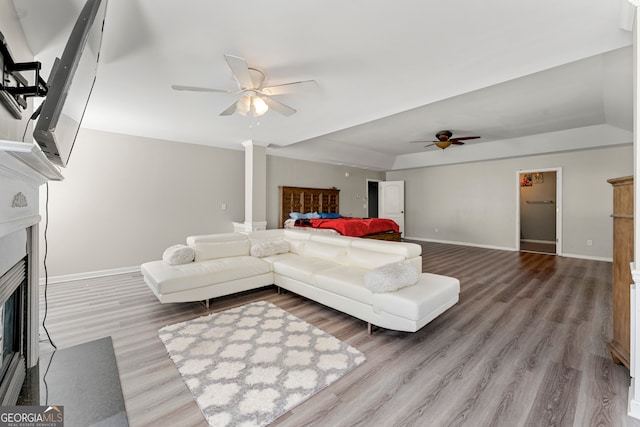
[[608, 176, 633, 369]]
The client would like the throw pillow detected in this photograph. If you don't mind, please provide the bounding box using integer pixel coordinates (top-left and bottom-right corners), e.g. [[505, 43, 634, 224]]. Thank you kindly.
[[364, 261, 419, 293], [162, 244, 195, 265], [250, 240, 290, 258]]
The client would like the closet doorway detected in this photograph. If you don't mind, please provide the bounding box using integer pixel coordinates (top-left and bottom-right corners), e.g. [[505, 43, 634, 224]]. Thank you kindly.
[[517, 168, 562, 255], [367, 179, 380, 218]]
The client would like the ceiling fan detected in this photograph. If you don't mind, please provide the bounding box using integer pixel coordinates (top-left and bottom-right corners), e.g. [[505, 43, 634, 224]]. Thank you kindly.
[[411, 130, 481, 150], [172, 54, 317, 117]]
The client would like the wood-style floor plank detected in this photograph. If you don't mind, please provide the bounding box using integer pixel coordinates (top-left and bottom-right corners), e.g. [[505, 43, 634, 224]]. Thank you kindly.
[[34, 241, 640, 426]]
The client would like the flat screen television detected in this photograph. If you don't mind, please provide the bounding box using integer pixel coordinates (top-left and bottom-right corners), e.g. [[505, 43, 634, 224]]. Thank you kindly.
[[33, 0, 107, 168]]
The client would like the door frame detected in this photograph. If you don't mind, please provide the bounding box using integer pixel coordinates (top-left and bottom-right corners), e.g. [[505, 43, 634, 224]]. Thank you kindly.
[[366, 178, 382, 218], [515, 167, 563, 255]]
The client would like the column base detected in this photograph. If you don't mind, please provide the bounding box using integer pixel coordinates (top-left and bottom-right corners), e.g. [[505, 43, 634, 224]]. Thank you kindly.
[[630, 381, 640, 419], [233, 221, 267, 234], [630, 267, 640, 419]]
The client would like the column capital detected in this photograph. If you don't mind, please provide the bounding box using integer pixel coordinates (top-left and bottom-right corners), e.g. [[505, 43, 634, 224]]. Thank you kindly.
[[241, 140, 269, 148]]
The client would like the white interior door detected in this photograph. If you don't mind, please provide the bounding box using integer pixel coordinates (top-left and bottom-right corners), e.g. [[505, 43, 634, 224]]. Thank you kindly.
[[379, 180, 405, 236]]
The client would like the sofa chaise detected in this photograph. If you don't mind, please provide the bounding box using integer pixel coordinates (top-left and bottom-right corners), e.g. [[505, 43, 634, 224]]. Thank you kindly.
[[141, 229, 459, 333]]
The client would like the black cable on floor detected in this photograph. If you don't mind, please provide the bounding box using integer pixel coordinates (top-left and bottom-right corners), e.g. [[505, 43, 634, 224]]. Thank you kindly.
[[22, 118, 57, 350]]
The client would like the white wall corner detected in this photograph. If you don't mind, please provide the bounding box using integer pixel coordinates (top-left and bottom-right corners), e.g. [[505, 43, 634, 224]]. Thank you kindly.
[[621, 0, 637, 31]]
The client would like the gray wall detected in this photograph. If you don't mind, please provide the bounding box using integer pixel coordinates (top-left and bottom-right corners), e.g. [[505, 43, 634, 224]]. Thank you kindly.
[[42, 129, 246, 277], [387, 145, 632, 259], [43, 134, 630, 278]]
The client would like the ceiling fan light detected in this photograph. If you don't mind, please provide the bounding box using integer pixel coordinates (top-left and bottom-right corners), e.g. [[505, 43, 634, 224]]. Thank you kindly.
[[235, 96, 251, 116], [252, 96, 269, 116], [435, 141, 452, 149]]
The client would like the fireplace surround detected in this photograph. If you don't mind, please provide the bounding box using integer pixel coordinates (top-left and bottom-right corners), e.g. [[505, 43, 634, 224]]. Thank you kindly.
[[0, 140, 63, 404], [0, 253, 27, 404]]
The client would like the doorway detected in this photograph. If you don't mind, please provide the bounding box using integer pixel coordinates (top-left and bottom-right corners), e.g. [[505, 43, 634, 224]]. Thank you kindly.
[[517, 168, 562, 255], [367, 180, 379, 218]]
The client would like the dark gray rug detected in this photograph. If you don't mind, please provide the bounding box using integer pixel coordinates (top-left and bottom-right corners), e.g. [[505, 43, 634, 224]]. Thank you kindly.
[[37, 337, 128, 427]]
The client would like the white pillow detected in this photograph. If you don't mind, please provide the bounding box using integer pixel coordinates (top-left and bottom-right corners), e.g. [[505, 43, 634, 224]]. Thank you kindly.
[[250, 240, 290, 258], [162, 244, 195, 265], [364, 262, 419, 293]]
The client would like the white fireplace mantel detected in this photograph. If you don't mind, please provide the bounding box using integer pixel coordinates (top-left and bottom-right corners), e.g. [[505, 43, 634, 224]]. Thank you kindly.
[[0, 139, 64, 184], [0, 139, 63, 241]]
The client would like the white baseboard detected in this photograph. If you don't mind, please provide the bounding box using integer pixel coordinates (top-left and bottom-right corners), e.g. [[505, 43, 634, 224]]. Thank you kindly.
[[405, 236, 612, 262], [40, 265, 141, 285], [521, 239, 555, 244], [404, 236, 516, 252], [561, 252, 612, 262]]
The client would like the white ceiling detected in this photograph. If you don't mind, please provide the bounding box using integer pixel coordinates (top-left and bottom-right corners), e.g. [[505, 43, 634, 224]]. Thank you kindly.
[[11, 0, 635, 170]]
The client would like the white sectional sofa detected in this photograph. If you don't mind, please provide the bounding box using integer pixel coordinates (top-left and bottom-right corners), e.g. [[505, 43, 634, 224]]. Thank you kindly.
[[141, 229, 459, 333]]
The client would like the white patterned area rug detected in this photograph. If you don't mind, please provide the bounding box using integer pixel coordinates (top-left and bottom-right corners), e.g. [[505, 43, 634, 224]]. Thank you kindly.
[[159, 300, 366, 427]]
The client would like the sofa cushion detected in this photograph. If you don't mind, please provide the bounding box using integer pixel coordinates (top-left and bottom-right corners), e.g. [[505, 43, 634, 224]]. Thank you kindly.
[[186, 232, 247, 245], [283, 229, 312, 255], [248, 229, 285, 244], [250, 240, 290, 258], [303, 241, 347, 265], [309, 233, 352, 246], [350, 238, 421, 258], [313, 266, 373, 305], [364, 262, 419, 293], [346, 247, 404, 270], [186, 233, 250, 261], [271, 256, 336, 284], [372, 273, 460, 321], [162, 244, 195, 265], [142, 256, 270, 294]]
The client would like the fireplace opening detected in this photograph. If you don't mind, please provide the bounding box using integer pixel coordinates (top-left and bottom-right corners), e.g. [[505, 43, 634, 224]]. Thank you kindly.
[[0, 258, 27, 405]]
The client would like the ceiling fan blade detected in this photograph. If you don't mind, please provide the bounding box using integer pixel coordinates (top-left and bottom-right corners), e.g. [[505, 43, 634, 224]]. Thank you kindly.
[[219, 101, 238, 116], [224, 54, 253, 90], [451, 141, 465, 145], [450, 136, 481, 142], [424, 143, 436, 148], [409, 140, 439, 143], [262, 95, 296, 116], [261, 80, 318, 96], [172, 85, 235, 93]]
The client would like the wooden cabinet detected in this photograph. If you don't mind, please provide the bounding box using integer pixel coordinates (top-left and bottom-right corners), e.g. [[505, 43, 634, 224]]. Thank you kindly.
[[608, 176, 633, 369]]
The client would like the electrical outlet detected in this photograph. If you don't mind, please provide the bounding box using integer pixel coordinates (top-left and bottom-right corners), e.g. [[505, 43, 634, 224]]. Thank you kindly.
[[435, 228, 439, 233], [221, 203, 227, 211], [587, 239, 592, 246]]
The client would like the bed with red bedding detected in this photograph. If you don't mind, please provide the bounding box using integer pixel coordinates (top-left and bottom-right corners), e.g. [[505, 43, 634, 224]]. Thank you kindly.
[[292, 217, 399, 237], [280, 186, 401, 241]]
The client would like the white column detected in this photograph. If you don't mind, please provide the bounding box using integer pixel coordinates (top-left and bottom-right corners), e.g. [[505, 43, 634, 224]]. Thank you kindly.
[[628, 0, 640, 419], [233, 140, 267, 233]]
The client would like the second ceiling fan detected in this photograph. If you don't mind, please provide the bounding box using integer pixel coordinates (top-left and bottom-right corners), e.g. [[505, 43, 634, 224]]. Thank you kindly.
[[411, 130, 481, 150], [172, 54, 318, 117]]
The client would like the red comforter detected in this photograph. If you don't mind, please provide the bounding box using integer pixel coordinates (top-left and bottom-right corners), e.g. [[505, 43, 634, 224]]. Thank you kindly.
[[294, 217, 399, 237]]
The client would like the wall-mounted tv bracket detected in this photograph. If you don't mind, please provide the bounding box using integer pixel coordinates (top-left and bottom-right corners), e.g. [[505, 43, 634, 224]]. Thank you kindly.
[[0, 31, 48, 119]]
